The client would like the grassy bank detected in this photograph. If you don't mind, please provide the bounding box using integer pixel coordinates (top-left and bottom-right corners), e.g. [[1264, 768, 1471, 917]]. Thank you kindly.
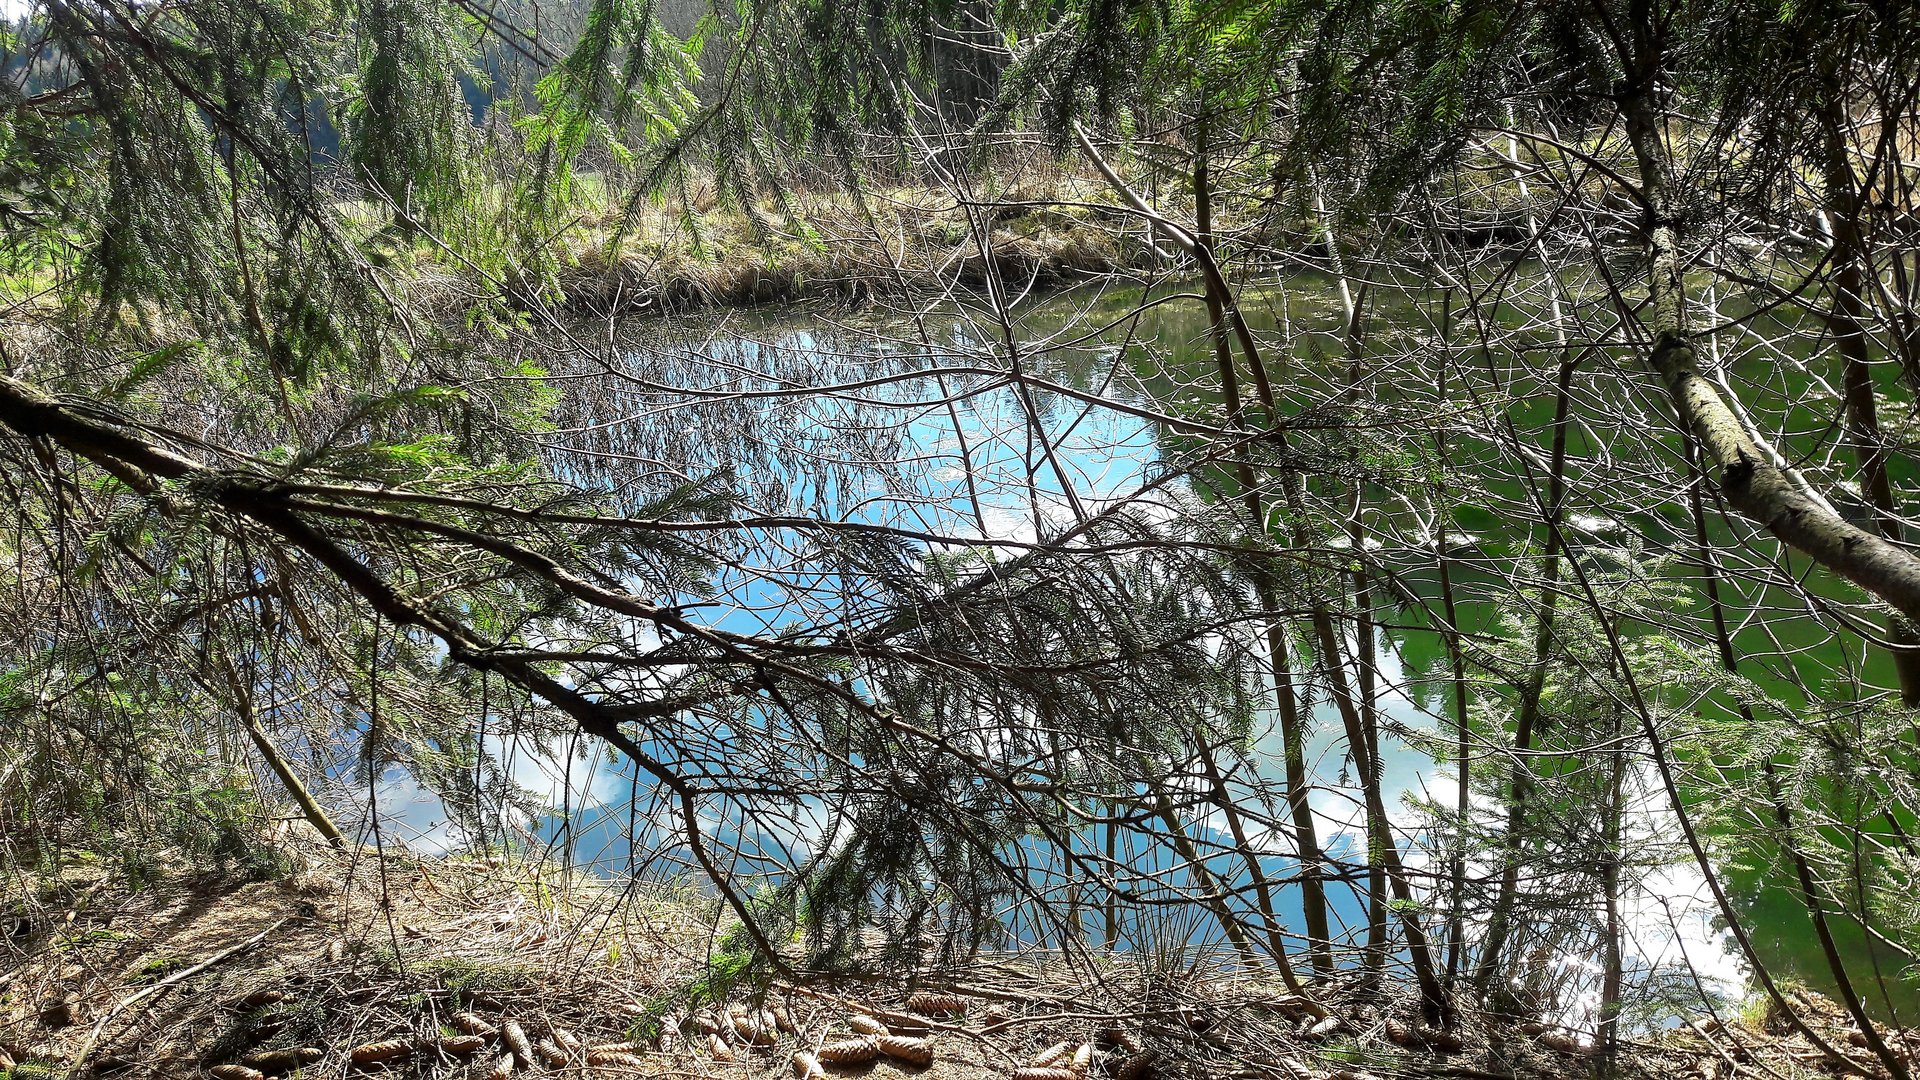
[[551, 184, 1160, 315], [361, 168, 1175, 325]]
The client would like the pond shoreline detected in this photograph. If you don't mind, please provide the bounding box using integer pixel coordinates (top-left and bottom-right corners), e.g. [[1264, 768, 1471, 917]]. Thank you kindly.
[[546, 215, 1165, 318]]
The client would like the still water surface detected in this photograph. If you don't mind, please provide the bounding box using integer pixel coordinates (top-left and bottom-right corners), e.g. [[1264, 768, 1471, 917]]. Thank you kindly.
[[369, 269, 1916, 1024]]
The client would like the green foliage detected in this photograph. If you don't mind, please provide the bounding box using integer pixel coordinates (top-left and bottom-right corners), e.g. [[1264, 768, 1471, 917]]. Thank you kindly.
[[691, 918, 762, 1002], [420, 955, 540, 1002], [517, 0, 702, 273], [127, 953, 186, 984], [347, 0, 477, 229]]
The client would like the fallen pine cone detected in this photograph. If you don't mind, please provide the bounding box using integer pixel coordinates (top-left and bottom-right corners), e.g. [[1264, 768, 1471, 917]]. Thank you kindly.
[[433, 1035, 489, 1057], [1013, 1070, 1079, 1080], [773, 1005, 797, 1034], [905, 993, 965, 1018], [483, 1051, 516, 1080], [793, 1050, 826, 1080], [817, 1038, 879, 1065], [1537, 1030, 1595, 1057], [453, 1012, 498, 1038], [37, 996, 79, 1028], [1384, 1018, 1413, 1046], [849, 1014, 889, 1036], [589, 1042, 644, 1055], [1029, 1042, 1074, 1068], [500, 1020, 536, 1064], [1278, 1056, 1317, 1079], [1304, 1016, 1342, 1040], [537, 1039, 569, 1067], [1422, 1027, 1465, 1053], [689, 1012, 723, 1035], [240, 1047, 323, 1071], [552, 1028, 583, 1053], [876, 1036, 934, 1067], [349, 1039, 414, 1065], [586, 1048, 646, 1068], [209, 1066, 264, 1080], [1069, 1044, 1092, 1074], [710, 1033, 738, 1062], [732, 1009, 777, 1046], [1116, 1050, 1158, 1080], [1095, 1030, 1140, 1055], [234, 989, 287, 1010]]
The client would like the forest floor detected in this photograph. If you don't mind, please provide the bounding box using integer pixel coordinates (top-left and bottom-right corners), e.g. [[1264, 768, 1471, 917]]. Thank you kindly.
[[0, 845, 1905, 1080]]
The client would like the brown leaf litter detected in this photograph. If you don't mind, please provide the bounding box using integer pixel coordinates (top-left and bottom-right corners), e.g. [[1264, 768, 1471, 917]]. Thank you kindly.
[[2, 847, 1913, 1080]]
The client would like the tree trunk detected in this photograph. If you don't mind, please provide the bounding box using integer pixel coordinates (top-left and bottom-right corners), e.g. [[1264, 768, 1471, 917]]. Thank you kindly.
[[1817, 81, 1920, 705], [1195, 725, 1307, 992], [1138, 751, 1260, 966], [1598, 704, 1625, 1069], [1596, 20, 1901, 1070], [221, 659, 346, 848], [1471, 350, 1577, 994], [1431, 292, 1474, 989], [1348, 411, 1389, 990], [1080, 121, 1435, 1009], [1616, 73, 1920, 626], [1195, 111, 1334, 977], [1301, 581, 1449, 1025], [1687, 454, 1912, 1080]]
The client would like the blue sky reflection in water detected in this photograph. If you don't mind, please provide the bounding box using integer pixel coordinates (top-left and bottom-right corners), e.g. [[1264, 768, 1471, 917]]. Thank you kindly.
[[357, 287, 1749, 1028]]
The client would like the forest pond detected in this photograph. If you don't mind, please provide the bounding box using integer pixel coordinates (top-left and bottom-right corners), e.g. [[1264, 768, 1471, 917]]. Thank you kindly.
[[370, 270, 1919, 1027]]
